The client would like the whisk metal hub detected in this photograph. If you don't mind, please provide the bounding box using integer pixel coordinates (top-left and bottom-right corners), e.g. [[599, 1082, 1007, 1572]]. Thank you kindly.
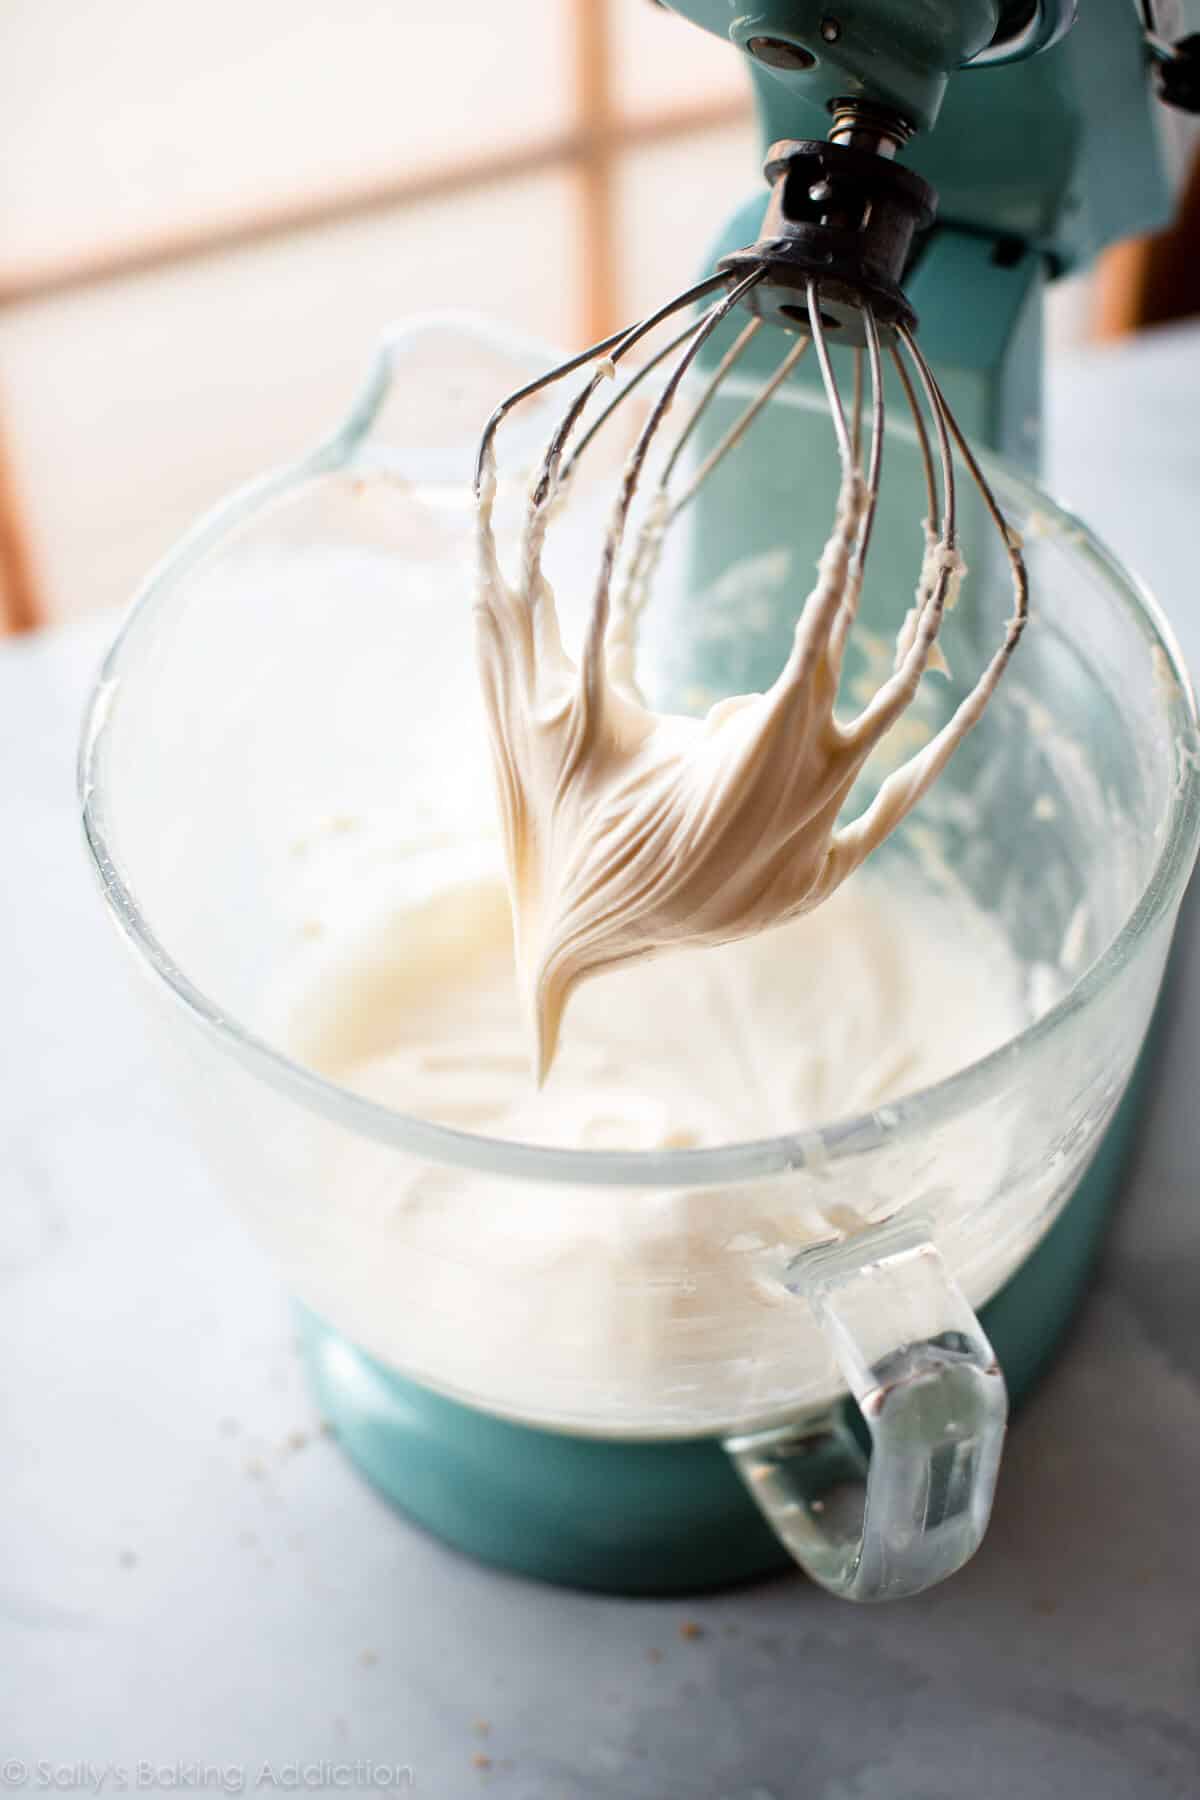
[[718, 138, 936, 345]]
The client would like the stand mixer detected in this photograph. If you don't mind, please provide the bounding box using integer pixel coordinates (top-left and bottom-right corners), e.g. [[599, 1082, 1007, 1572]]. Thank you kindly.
[[442, 0, 1199, 1585], [79, 0, 1200, 1604]]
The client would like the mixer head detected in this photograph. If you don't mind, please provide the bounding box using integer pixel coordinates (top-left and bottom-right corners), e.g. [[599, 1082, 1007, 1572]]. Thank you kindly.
[[658, 0, 1079, 130]]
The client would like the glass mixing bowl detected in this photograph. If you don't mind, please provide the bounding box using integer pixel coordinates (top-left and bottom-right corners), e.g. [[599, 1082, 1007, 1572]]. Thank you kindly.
[[79, 318, 1200, 1601]]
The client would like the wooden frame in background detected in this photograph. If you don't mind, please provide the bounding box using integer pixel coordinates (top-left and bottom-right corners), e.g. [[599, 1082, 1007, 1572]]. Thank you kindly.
[[0, 2, 748, 631], [4, 6, 1187, 633]]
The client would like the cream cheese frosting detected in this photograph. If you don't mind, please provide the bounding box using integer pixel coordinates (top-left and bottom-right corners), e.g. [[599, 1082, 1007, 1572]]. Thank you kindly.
[[279, 842, 1031, 1433]]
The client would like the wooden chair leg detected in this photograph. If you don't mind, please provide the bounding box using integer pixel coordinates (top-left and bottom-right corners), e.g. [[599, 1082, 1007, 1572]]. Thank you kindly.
[[0, 407, 42, 633], [573, 0, 621, 344], [1094, 143, 1200, 339]]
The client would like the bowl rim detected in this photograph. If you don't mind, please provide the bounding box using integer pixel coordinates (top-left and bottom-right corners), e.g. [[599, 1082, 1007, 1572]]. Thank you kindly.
[[78, 320, 1200, 1189]]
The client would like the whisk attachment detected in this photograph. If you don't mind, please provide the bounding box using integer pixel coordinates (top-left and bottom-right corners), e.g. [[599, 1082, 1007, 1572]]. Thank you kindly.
[[472, 177, 1027, 1078]]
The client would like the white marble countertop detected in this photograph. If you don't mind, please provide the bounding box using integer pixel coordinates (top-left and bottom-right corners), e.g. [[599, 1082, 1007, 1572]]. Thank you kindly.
[[3, 326, 1200, 1799]]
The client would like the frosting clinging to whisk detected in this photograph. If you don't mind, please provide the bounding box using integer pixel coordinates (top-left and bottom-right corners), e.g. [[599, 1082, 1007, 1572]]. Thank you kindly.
[[473, 289, 1026, 1081]]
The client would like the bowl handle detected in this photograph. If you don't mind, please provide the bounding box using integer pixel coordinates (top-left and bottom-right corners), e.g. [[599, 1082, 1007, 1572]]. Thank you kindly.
[[724, 1218, 1007, 1602]]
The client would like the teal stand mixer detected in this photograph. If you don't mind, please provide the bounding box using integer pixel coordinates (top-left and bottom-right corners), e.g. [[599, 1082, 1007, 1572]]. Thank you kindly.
[[83, 0, 1200, 1602], [302, 0, 1199, 1599]]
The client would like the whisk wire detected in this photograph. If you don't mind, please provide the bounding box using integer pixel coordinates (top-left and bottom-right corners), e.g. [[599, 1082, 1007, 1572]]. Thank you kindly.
[[581, 268, 766, 686], [659, 317, 764, 492], [825, 306, 884, 682], [888, 344, 939, 534], [668, 331, 810, 520], [609, 326, 811, 657], [905, 334, 1029, 641], [850, 347, 864, 468], [473, 269, 730, 497], [855, 305, 886, 569], [806, 279, 855, 472], [897, 324, 957, 546], [559, 317, 704, 483], [520, 278, 739, 601]]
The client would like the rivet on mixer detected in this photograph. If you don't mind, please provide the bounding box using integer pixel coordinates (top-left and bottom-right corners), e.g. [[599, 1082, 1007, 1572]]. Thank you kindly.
[[77, 0, 1200, 1613]]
